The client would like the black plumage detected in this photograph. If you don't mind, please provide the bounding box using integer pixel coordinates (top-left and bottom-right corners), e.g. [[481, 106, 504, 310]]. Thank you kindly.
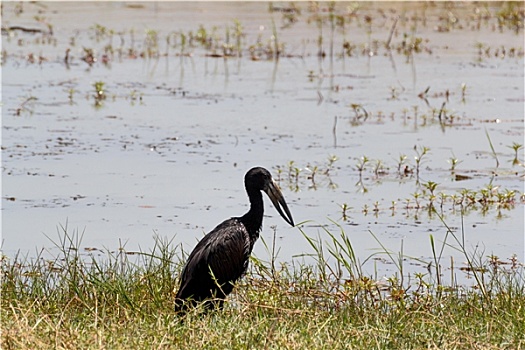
[[174, 167, 294, 313]]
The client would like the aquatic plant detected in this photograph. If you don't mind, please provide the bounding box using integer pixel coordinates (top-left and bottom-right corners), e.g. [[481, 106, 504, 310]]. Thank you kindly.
[[348, 103, 368, 126], [396, 154, 408, 176], [460, 83, 467, 103], [67, 88, 76, 104], [269, 2, 301, 29], [496, 2, 525, 33], [92, 81, 107, 108], [90, 23, 113, 42], [414, 145, 430, 178], [422, 181, 438, 208], [81, 47, 96, 66], [373, 159, 387, 177], [485, 129, 499, 169], [355, 156, 369, 175], [305, 164, 319, 189], [144, 29, 159, 58], [232, 20, 244, 57], [448, 155, 462, 173], [388, 86, 400, 100], [14, 96, 37, 116], [340, 203, 350, 221], [508, 142, 523, 166]]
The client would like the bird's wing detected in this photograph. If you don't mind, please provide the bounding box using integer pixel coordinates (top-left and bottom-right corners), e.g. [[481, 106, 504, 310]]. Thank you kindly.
[[176, 218, 251, 300], [205, 219, 251, 281]]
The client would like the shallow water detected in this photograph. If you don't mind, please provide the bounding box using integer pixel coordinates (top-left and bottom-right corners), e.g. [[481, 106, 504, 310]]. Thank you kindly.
[[2, 2, 524, 284]]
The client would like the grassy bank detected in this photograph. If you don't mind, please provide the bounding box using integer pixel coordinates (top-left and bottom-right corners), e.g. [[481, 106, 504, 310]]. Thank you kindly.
[[1, 224, 524, 349]]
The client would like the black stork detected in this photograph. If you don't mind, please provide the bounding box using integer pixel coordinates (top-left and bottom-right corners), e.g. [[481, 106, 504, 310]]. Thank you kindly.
[[174, 167, 294, 313]]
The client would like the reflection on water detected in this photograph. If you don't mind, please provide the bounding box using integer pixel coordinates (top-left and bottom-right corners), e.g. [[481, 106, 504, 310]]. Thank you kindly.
[[2, 2, 524, 283]]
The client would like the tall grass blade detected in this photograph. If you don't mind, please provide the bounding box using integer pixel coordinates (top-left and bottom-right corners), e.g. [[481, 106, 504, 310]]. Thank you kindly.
[[485, 128, 500, 168]]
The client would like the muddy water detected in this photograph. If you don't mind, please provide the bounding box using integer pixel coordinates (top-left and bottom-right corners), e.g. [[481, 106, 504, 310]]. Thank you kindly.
[[2, 2, 524, 283]]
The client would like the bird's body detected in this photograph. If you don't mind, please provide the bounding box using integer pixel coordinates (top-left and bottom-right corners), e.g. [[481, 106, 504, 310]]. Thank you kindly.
[[174, 167, 294, 313], [174, 218, 254, 310]]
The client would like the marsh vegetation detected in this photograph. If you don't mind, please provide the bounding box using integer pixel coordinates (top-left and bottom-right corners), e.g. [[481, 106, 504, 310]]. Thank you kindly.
[[2, 1, 524, 348], [2, 225, 524, 348]]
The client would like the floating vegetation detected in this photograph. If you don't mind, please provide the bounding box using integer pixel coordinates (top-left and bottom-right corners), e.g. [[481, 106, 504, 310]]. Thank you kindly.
[[496, 1, 525, 33], [391, 183, 519, 219], [2, 2, 522, 67], [448, 155, 463, 173], [93, 81, 106, 105], [414, 145, 430, 178], [475, 41, 525, 62], [275, 156, 339, 192], [508, 142, 524, 166], [274, 143, 523, 220]]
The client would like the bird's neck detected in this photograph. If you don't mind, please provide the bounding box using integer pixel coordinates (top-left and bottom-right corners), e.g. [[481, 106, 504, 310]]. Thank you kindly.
[[241, 189, 264, 238]]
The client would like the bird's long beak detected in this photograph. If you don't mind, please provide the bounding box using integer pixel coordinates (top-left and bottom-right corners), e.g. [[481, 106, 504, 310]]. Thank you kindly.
[[265, 180, 295, 227]]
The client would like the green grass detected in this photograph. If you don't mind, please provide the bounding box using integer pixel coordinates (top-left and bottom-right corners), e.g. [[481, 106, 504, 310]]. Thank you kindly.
[[2, 223, 524, 349]]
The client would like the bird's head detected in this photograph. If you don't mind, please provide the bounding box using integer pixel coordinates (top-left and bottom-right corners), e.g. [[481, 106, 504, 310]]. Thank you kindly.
[[245, 167, 295, 227]]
